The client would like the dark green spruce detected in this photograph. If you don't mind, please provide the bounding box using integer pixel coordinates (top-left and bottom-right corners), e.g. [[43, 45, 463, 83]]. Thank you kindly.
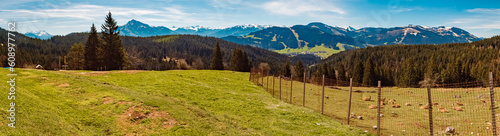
[[101, 12, 128, 70], [84, 24, 100, 70], [210, 42, 224, 70]]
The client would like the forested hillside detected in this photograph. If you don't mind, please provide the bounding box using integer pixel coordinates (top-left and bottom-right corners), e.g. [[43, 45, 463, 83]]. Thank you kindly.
[[316, 36, 500, 87], [0, 27, 319, 73]]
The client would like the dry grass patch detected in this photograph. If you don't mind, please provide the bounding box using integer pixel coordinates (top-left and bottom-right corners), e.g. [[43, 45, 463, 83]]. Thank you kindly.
[[117, 70, 143, 74], [56, 83, 70, 87], [117, 104, 177, 135], [103, 97, 114, 104]]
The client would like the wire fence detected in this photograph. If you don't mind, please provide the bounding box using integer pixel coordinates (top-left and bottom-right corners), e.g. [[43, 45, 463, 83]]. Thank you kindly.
[[249, 68, 500, 136]]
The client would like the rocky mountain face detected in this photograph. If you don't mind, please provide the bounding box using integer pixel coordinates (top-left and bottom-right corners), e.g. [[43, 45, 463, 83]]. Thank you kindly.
[[306, 22, 480, 45]]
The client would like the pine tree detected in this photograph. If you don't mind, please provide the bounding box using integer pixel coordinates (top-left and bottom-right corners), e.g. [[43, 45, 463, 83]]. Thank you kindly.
[[229, 48, 250, 72], [441, 58, 463, 84], [322, 63, 329, 78], [67, 43, 85, 70], [324, 64, 333, 79], [352, 59, 364, 83], [337, 63, 346, 82], [101, 12, 128, 70], [400, 58, 419, 87], [362, 57, 376, 86], [295, 60, 304, 79], [241, 50, 250, 72], [315, 63, 325, 77], [425, 56, 438, 80], [209, 42, 224, 70], [282, 60, 291, 77], [230, 48, 242, 71], [84, 24, 99, 70]]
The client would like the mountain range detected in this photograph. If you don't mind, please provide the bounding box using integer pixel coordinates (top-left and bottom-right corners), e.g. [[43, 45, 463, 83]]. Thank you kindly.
[[25, 20, 481, 58], [305, 22, 480, 45], [222, 22, 480, 58], [118, 19, 276, 38]]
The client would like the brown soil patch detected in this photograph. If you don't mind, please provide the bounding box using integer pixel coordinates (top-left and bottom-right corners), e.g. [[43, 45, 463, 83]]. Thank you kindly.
[[413, 121, 424, 128], [56, 83, 70, 87], [42, 77, 49, 80], [103, 97, 133, 105], [116, 101, 133, 105], [77, 71, 110, 76], [117, 70, 143, 74], [103, 97, 114, 104], [117, 104, 177, 134]]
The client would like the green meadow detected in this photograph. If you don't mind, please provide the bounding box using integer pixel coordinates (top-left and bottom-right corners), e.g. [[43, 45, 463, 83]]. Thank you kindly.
[[0, 69, 370, 135]]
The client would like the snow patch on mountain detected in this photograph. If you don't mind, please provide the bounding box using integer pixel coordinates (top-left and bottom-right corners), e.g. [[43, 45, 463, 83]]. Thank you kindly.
[[346, 26, 356, 31], [25, 30, 53, 40]]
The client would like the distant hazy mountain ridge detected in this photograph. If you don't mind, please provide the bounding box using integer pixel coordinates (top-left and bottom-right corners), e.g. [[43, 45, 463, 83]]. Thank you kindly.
[[118, 19, 276, 38]]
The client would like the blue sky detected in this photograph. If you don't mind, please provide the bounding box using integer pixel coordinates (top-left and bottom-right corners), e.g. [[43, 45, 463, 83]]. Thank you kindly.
[[1, 0, 499, 38]]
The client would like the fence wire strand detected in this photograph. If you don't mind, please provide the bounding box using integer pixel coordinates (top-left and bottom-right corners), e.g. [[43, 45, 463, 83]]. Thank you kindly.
[[249, 68, 499, 135]]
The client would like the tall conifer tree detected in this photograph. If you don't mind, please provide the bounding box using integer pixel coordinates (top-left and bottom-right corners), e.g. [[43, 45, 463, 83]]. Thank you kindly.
[[337, 63, 346, 82], [241, 50, 250, 72], [210, 42, 224, 70], [84, 24, 99, 70], [353, 59, 364, 83], [230, 48, 241, 71], [101, 12, 128, 70], [295, 60, 304, 78], [282, 60, 291, 77], [362, 57, 376, 86]]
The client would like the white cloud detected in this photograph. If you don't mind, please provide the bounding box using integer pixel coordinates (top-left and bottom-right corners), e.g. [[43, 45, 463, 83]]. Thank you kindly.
[[466, 8, 500, 14], [0, 4, 162, 21], [449, 18, 500, 29], [447, 10, 500, 37], [0, 4, 208, 34], [389, 7, 423, 13], [261, 0, 344, 16]]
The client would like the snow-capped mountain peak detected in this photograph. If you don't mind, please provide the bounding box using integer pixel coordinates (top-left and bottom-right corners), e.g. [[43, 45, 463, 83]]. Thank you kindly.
[[25, 30, 53, 40], [36, 30, 49, 36], [346, 26, 356, 31]]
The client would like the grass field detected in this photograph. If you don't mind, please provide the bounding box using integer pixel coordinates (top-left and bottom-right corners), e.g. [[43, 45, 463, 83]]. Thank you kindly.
[[0, 69, 371, 135], [274, 43, 347, 58], [255, 75, 500, 135]]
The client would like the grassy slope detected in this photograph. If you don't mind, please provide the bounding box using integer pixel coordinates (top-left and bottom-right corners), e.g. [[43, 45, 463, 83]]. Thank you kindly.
[[0, 69, 370, 135], [274, 43, 347, 59]]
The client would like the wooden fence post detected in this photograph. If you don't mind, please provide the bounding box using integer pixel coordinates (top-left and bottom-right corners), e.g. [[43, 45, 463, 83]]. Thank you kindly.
[[261, 70, 264, 86], [249, 68, 252, 81], [303, 71, 306, 106], [290, 75, 293, 104], [280, 75, 282, 100], [273, 75, 275, 96], [490, 72, 497, 136], [267, 72, 269, 92], [321, 74, 325, 114], [250, 69, 255, 83], [377, 81, 381, 136], [427, 84, 433, 136], [347, 78, 353, 125]]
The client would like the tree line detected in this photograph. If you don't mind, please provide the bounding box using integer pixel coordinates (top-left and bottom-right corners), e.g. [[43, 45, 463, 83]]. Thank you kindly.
[[315, 36, 500, 87]]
